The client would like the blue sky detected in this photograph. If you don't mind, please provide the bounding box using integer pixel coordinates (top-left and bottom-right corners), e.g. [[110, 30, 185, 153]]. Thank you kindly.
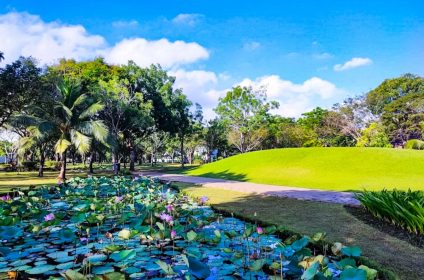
[[1, 0, 423, 118]]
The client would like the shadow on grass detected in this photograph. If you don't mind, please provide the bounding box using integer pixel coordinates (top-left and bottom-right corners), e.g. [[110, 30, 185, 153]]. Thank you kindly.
[[180, 184, 424, 280], [140, 169, 249, 183]]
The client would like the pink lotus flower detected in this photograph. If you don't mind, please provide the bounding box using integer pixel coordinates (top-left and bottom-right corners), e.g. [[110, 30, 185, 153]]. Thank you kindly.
[[44, 213, 55, 222], [165, 204, 174, 212], [256, 226, 263, 235], [159, 213, 173, 224], [0, 195, 11, 201], [171, 230, 177, 239], [199, 196, 209, 204], [115, 196, 123, 203]]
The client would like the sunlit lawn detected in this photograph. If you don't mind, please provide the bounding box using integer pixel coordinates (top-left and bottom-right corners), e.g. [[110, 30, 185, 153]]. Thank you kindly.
[[147, 148, 424, 192]]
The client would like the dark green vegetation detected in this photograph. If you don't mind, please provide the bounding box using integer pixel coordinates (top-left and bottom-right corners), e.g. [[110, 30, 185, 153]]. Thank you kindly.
[[0, 177, 378, 279], [357, 189, 424, 235], [179, 184, 424, 280], [172, 147, 424, 191]]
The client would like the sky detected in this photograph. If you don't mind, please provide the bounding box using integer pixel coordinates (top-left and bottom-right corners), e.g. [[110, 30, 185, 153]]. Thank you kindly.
[[1, 0, 423, 119]]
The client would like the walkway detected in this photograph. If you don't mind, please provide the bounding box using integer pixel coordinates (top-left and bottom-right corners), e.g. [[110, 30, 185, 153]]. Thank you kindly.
[[137, 171, 360, 205]]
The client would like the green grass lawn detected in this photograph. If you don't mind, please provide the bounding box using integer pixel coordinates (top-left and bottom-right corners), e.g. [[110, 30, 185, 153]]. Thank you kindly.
[[177, 183, 424, 280], [0, 168, 113, 192], [164, 147, 424, 191]]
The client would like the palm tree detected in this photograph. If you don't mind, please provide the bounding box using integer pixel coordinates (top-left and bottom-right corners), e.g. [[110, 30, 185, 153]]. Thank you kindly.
[[14, 79, 108, 180], [53, 79, 108, 180]]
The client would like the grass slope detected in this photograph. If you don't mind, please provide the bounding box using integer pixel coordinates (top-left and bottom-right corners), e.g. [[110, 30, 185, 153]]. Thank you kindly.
[[180, 147, 424, 191]]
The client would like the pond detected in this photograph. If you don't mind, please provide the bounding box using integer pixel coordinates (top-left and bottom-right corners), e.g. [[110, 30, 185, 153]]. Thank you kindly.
[[0, 176, 376, 279]]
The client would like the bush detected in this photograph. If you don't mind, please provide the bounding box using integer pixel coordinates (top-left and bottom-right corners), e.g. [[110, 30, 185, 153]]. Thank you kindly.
[[356, 189, 424, 235], [45, 160, 61, 170], [302, 139, 323, 147], [22, 161, 38, 171], [405, 139, 424, 150]]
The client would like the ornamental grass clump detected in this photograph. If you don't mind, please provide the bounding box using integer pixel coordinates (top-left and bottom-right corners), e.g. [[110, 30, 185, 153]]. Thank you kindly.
[[356, 189, 424, 235]]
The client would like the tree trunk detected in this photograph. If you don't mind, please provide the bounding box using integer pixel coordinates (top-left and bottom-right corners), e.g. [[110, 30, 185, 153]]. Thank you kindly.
[[129, 149, 136, 171], [58, 151, 67, 182], [150, 152, 154, 167], [38, 146, 45, 177], [112, 152, 120, 175], [89, 151, 94, 174], [180, 134, 185, 168]]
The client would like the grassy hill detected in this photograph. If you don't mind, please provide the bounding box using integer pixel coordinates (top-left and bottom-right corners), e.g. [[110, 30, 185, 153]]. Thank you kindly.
[[179, 147, 424, 191]]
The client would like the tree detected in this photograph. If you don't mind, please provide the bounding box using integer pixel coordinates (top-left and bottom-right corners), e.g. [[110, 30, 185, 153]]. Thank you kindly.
[[171, 90, 193, 168], [381, 93, 424, 146], [356, 122, 391, 148], [16, 79, 109, 180], [204, 118, 228, 162], [0, 57, 43, 127], [0, 52, 4, 62], [215, 86, 278, 153], [366, 74, 424, 115], [98, 63, 153, 173]]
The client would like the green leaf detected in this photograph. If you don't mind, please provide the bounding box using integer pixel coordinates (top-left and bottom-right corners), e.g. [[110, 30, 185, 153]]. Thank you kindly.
[[188, 256, 210, 278], [110, 250, 136, 262], [187, 230, 197, 241], [103, 272, 125, 280], [63, 269, 88, 280], [340, 268, 367, 280], [301, 262, 320, 280], [156, 260, 176, 275], [341, 246, 362, 257], [291, 236, 310, 251], [250, 259, 266, 272], [26, 264, 56, 274], [358, 265, 378, 280]]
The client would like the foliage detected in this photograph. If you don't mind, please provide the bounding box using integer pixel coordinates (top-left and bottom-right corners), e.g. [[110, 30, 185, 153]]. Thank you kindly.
[[0, 176, 372, 279], [356, 189, 424, 235], [356, 123, 391, 148], [366, 73, 424, 115], [215, 86, 278, 153], [0, 57, 43, 127], [405, 139, 424, 150], [381, 93, 424, 146]]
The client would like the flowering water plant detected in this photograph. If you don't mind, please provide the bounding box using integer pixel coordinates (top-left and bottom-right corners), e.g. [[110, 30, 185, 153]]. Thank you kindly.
[[0, 176, 377, 279]]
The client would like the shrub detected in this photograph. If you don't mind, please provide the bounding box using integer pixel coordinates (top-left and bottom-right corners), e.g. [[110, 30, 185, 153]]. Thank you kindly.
[[405, 139, 424, 150], [356, 189, 424, 235], [45, 160, 61, 170], [22, 161, 38, 171]]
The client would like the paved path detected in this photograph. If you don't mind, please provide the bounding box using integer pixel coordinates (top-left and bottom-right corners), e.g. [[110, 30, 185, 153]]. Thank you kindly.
[[137, 171, 360, 205]]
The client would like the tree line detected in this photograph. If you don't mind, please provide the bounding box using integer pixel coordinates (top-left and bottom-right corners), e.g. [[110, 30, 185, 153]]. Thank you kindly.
[[0, 52, 423, 179]]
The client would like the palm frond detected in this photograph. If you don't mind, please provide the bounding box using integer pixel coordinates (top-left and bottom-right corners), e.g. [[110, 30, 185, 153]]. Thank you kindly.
[[79, 102, 105, 120], [70, 129, 92, 155], [9, 114, 41, 127], [71, 94, 88, 110], [78, 120, 109, 145], [17, 137, 35, 156], [55, 137, 71, 154]]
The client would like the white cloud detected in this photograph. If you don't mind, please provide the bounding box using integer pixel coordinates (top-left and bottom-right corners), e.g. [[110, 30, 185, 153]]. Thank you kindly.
[[333, 57, 372, 71], [0, 12, 209, 68], [243, 41, 261, 51], [172, 13, 202, 26], [112, 20, 139, 28], [238, 75, 347, 117], [0, 12, 106, 65], [104, 38, 209, 68]]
